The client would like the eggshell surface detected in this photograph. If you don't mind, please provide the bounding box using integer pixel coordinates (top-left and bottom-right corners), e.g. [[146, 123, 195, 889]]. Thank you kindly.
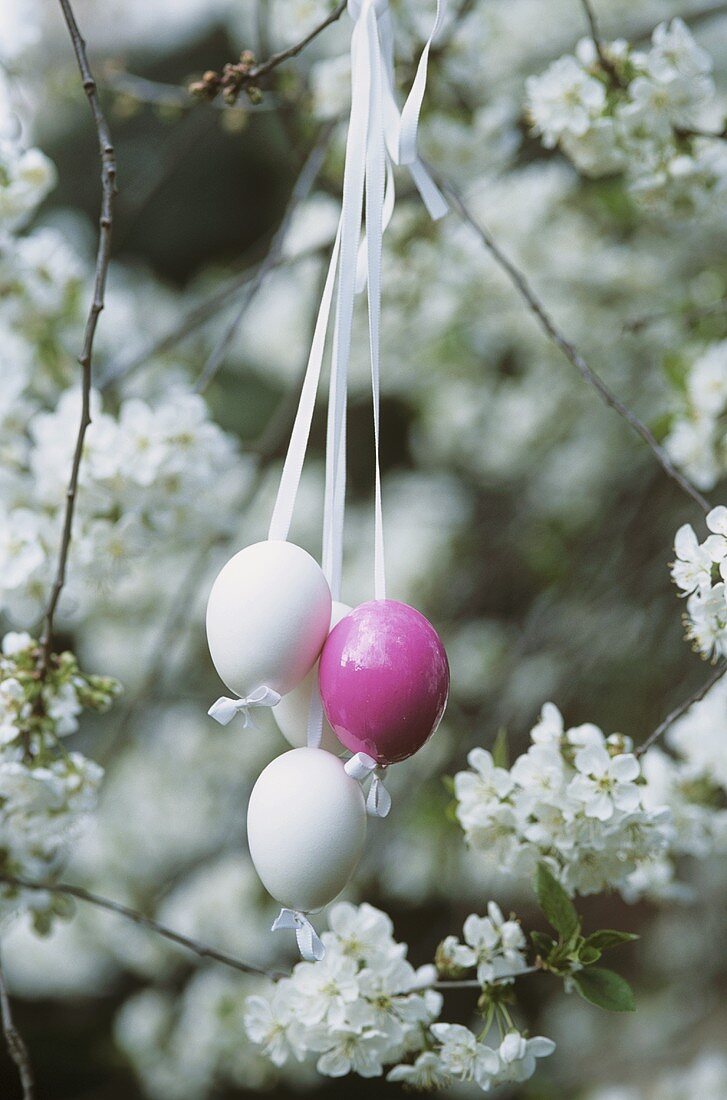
[[206, 540, 331, 699], [247, 747, 366, 912], [273, 602, 352, 753], [318, 599, 449, 765]]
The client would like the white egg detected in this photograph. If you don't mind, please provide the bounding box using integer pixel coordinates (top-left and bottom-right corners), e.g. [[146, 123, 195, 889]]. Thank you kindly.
[[273, 601, 352, 753], [247, 747, 366, 912], [206, 540, 332, 699]]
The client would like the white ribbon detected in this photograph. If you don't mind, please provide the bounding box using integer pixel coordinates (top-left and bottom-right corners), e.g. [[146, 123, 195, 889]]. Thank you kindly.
[[271, 908, 326, 961], [344, 751, 392, 817], [266, 0, 447, 605], [207, 686, 282, 727]]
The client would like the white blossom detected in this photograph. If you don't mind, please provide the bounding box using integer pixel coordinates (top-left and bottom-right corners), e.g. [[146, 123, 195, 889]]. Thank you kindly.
[[455, 704, 672, 897], [526, 22, 725, 213]]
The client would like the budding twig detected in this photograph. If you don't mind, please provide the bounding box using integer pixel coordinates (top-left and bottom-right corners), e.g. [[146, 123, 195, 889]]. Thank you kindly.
[[190, 0, 348, 105], [40, 0, 117, 673]]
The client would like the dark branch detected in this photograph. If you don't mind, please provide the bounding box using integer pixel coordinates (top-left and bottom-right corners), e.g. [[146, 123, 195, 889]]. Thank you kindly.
[[190, 1, 347, 105], [0, 874, 278, 981], [0, 956, 34, 1100], [434, 171, 713, 515], [40, 0, 117, 672], [0, 873, 537, 992], [635, 660, 727, 757]]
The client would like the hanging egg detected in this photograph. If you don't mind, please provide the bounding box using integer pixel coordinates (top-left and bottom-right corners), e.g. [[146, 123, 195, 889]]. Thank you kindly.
[[273, 601, 352, 753], [206, 540, 331, 699], [318, 599, 449, 765], [247, 747, 366, 912]]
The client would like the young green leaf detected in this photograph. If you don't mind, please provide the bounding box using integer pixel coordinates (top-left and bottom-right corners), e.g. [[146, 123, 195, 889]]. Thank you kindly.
[[492, 727, 509, 769], [572, 967, 636, 1012], [585, 930, 639, 952], [535, 863, 579, 940]]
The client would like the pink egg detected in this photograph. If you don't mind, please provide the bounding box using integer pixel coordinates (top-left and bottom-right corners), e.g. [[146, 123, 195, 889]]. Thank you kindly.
[[318, 600, 450, 765]]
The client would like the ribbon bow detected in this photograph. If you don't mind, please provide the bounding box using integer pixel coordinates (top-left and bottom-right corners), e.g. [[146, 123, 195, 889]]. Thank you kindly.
[[344, 752, 392, 817], [271, 908, 326, 961], [207, 685, 282, 727]]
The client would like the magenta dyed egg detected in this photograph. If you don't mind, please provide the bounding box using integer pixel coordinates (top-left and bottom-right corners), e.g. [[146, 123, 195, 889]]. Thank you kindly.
[[318, 600, 450, 765]]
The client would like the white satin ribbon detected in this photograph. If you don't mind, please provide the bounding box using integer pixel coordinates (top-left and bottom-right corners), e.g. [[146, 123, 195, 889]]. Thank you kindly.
[[266, 0, 447, 605], [207, 686, 282, 727], [344, 751, 392, 817], [271, 908, 326, 961]]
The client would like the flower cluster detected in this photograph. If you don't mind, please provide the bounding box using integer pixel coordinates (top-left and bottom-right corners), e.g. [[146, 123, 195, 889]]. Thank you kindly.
[[245, 902, 442, 1079], [244, 901, 554, 1092], [436, 902, 528, 985], [390, 1028, 555, 1091], [0, 385, 243, 624], [671, 507, 727, 660], [0, 631, 119, 931], [526, 20, 725, 214], [454, 704, 672, 896], [664, 340, 727, 490]]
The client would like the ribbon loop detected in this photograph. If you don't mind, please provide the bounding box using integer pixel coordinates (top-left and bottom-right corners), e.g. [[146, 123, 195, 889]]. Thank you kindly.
[[271, 908, 326, 961], [207, 686, 282, 727], [367, 769, 392, 817], [344, 752, 391, 817]]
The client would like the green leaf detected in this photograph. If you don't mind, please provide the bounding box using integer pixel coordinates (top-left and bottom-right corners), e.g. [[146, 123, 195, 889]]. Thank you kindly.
[[492, 727, 509, 769], [535, 863, 579, 940], [442, 775, 455, 794], [530, 931, 555, 957], [578, 945, 601, 965], [585, 930, 639, 952], [572, 967, 636, 1012]]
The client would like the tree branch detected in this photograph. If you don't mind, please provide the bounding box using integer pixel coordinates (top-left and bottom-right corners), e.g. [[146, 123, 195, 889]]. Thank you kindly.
[[0, 874, 278, 981], [190, 1, 347, 106], [40, 0, 117, 672], [0, 955, 34, 1100], [0, 873, 538, 994], [433, 171, 713, 516], [635, 659, 727, 757]]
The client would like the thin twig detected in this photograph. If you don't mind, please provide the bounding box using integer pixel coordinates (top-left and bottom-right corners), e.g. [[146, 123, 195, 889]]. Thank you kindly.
[[0, 874, 277, 981], [433, 966, 541, 989], [635, 660, 727, 757], [252, 1, 347, 81], [100, 254, 291, 390], [0, 955, 34, 1100], [190, 1, 348, 105], [40, 0, 117, 671], [579, 0, 624, 86], [623, 297, 727, 334], [0, 872, 538, 993], [195, 120, 336, 393], [434, 171, 712, 516]]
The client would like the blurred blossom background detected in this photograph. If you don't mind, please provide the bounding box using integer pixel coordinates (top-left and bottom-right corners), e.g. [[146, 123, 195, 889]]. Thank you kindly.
[[0, 0, 726, 1097]]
